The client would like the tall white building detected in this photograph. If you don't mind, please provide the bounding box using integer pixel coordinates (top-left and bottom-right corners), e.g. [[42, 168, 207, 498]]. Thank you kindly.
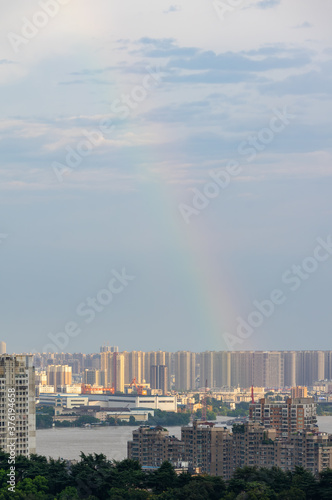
[[0, 342, 6, 354], [0, 355, 36, 456]]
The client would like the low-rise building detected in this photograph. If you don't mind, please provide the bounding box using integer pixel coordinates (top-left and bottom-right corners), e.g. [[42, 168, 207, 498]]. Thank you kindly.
[[87, 394, 177, 412], [38, 393, 88, 408]]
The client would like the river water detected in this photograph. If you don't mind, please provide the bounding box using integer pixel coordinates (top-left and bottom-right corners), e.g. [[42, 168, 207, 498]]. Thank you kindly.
[[36, 416, 332, 462]]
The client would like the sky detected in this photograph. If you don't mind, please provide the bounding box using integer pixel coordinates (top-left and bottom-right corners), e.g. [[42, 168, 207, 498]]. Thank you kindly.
[[0, 0, 332, 354]]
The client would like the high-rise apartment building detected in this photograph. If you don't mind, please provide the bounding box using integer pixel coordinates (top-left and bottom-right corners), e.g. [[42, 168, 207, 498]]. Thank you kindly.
[[290, 429, 332, 476], [181, 420, 235, 478], [213, 351, 231, 388], [200, 351, 214, 388], [130, 417, 332, 479], [230, 351, 253, 387], [47, 365, 72, 391], [324, 351, 332, 380], [174, 351, 196, 391], [283, 351, 297, 387], [128, 351, 145, 384], [100, 345, 118, 353], [150, 365, 168, 394], [0, 342, 6, 355], [83, 369, 101, 386], [0, 355, 36, 456], [144, 351, 168, 384], [249, 397, 317, 437], [291, 386, 308, 398], [100, 351, 124, 392], [128, 425, 184, 467]]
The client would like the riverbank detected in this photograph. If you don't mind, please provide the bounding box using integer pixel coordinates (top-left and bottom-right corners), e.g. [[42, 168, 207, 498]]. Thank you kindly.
[[36, 416, 332, 461]]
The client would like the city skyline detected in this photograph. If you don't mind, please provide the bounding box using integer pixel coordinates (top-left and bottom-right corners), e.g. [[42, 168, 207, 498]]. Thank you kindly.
[[31, 348, 332, 391]]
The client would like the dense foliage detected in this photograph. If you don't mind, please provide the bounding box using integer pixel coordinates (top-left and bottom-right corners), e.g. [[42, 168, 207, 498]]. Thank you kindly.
[[0, 451, 332, 499], [147, 410, 191, 426], [316, 404, 332, 416], [192, 397, 249, 418], [36, 407, 54, 429], [36, 406, 138, 429]]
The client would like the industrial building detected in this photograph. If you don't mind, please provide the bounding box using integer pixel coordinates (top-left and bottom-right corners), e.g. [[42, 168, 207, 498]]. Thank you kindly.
[[86, 394, 177, 412]]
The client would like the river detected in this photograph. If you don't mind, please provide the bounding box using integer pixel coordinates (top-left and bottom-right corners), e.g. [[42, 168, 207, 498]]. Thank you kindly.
[[36, 416, 332, 461]]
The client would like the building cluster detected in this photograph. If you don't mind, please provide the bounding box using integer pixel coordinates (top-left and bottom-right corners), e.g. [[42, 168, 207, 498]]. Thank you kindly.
[[31, 349, 332, 395], [128, 397, 332, 479]]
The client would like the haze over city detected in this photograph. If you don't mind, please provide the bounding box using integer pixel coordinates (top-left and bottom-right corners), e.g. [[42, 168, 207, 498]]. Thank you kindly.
[[1, 0, 332, 354]]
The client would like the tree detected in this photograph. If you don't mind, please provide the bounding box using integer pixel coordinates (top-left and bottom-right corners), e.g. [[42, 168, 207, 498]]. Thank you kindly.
[[318, 468, 332, 499], [291, 466, 319, 499], [149, 461, 178, 494], [58, 486, 80, 499], [70, 453, 114, 499]]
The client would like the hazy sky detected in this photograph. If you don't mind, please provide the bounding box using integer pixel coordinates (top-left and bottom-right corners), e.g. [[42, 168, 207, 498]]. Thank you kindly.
[[1, 0, 332, 353]]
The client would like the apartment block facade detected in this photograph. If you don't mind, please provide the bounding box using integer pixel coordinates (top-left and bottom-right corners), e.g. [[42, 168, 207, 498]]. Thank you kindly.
[[181, 420, 234, 478], [127, 425, 184, 467], [46, 364, 72, 391], [249, 397, 317, 437], [0, 355, 36, 456], [129, 413, 332, 479]]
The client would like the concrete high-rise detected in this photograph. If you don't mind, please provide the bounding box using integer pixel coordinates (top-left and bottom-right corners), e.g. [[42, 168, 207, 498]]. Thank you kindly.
[[128, 425, 184, 467], [47, 365, 72, 391], [100, 345, 118, 353], [200, 351, 214, 388], [150, 365, 168, 394], [100, 351, 124, 392], [144, 351, 167, 384], [128, 351, 145, 384], [249, 397, 317, 438], [214, 351, 231, 388], [230, 351, 252, 387], [0, 342, 6, 355], [291, 386, 308, 398], [83, 369, 101, 385], [174, 351, 196, 391], [284, 351, 297, 387], [0, 355, 36, 456]]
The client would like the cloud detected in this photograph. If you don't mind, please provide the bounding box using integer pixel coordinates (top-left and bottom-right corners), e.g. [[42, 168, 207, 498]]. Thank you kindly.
[[163, 5, 181, 14], [256, 0, 281, 9], [58, 78, 113, 86], [262, 64, 332, 96], [0, 59, 15, 65], [293, 22, 313, 29], [167, 50, 310, 72]]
